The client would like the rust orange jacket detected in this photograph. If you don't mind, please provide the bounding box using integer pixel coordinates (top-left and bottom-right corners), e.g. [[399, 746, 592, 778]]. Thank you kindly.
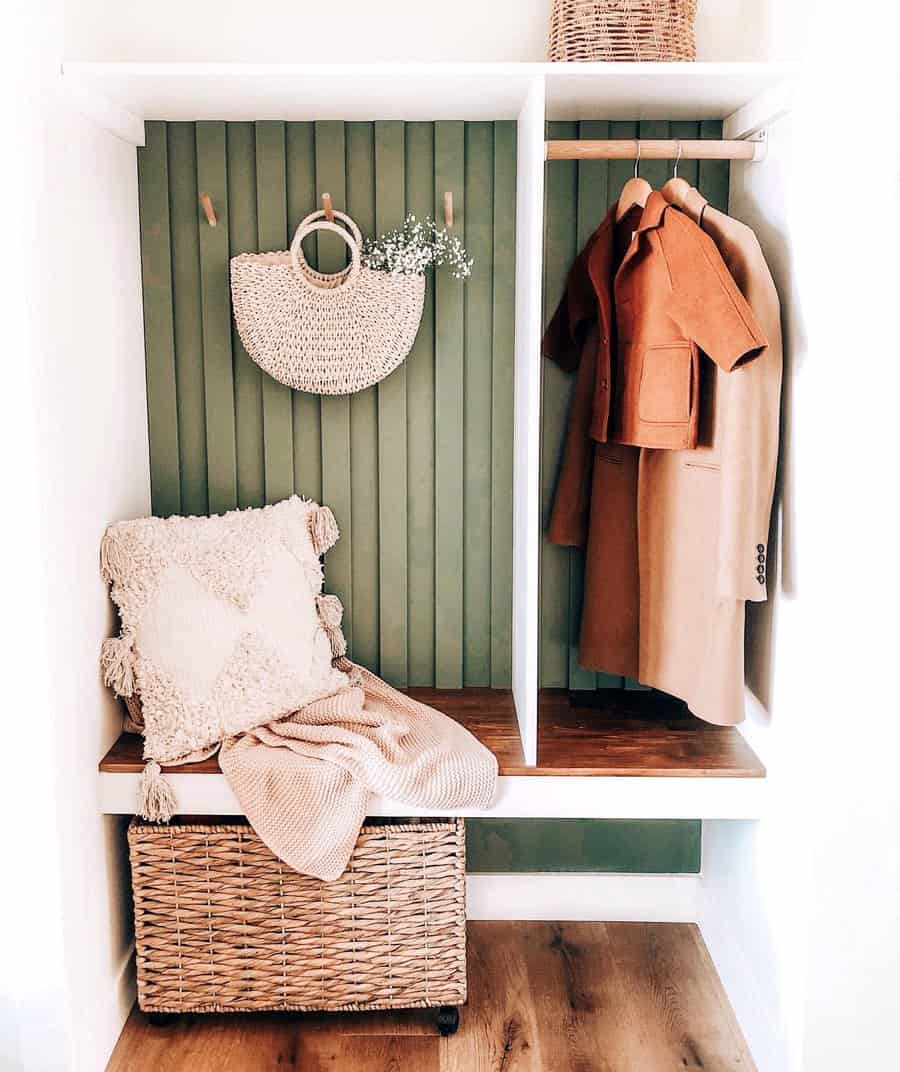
[[542, 190, 767, 451]]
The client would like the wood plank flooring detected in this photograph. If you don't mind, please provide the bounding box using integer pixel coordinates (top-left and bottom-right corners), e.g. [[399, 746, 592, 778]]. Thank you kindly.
[[101, 689, 764, 778], [108, 922, 755, 1071]]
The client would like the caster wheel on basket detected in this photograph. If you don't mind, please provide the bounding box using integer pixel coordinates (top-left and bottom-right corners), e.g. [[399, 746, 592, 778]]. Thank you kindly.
[[147, 1012, 177, 1027], [436, 1006, 460, 1036]]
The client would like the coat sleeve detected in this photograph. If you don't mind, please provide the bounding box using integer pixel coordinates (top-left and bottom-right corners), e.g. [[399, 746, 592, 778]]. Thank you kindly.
[[662, 212, 768, 373], [714, 239, 783, 603], [542, 241, 598, 372], [547, 327, 599, 548]]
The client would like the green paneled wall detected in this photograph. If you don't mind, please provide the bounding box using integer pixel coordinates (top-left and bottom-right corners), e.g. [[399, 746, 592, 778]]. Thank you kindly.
[[137, 118, 704, 876], [539, 118, 730, 691], [137, 120, 517, 688], [467, 819, 701, 873]]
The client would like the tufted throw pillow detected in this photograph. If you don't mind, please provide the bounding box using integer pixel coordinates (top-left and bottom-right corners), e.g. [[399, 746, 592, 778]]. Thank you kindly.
[[100, 497, 349, 776]]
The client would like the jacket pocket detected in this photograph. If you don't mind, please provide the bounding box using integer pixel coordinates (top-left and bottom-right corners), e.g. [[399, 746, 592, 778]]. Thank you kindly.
[[637, 343, 692, 424]]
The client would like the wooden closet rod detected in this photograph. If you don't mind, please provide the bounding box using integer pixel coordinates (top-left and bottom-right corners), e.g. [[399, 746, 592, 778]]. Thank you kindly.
[[545, 139, 764, 162]]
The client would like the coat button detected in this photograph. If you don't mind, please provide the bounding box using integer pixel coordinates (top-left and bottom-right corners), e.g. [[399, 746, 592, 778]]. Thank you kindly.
[[757, 544, 765, 553], [599, 378, 609, 390], [757, 553, 765, 563], [756, 564, 765, 574], [757, 574, 765, 584]]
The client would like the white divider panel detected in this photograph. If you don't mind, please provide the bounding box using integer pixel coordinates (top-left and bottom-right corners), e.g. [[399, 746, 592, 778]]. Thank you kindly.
[[511, 74, 546, 765]]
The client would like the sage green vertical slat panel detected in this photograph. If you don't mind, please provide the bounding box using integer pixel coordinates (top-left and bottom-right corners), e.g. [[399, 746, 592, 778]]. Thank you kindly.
[[699, 119, 729, 212], [285, 122, 322, 503], [462, 122, 494, 686], [255, 122, 294, 503], [226, 122, 265, 509], [405, 123, 436, 687], [166, 122, 208, 517], [138, 121, 182, 517], [314, 122, 352, 635], [196, 122, 237, 514], [375, 121, 409, 687], [607, 120, 639, 212], [637, 119, 671, 192], [540, 120, 578, 689], [433, 121, 466, 688], [565, 120, 609, 691], [668, 120, 701, 196], [489, 121, 516, 688], [345, 122, 380, 674]]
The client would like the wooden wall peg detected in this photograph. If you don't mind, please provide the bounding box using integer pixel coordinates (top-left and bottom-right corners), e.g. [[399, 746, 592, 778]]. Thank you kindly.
[[199, 192, 217, 227], [321, 192, 334, 222], [444, 191, 453, 229]]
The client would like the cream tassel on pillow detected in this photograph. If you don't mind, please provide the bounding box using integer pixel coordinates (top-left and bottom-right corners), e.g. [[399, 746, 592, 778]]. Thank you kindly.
[[309, 505, 340, 557], [139, 760, 177, 823], [99, 530, 128, 586], [100, 634, 136, 697], [316, 594, 348, 658]]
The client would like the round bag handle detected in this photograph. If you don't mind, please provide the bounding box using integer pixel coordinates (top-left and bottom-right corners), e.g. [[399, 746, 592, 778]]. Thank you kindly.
[[296, 208, 363, 248], [290, 210, 363, 292]]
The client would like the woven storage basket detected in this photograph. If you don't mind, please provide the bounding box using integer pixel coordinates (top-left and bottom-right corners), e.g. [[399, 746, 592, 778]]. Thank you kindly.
[[230, 210, 425, 395], [547, 0, 697, 61], [128, 817, 467, 1014]]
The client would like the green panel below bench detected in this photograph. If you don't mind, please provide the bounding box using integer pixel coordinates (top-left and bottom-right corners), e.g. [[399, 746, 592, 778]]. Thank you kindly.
[[467, 819, 701, 874]]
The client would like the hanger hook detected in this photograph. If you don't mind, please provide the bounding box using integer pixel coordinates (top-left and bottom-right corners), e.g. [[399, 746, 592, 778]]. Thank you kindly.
[[634, 140, 641, 180], [673, 141, 682, 179]]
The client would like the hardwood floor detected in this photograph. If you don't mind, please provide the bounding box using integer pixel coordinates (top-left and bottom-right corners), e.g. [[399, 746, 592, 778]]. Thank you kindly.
[[108, 922, 755, 1071]]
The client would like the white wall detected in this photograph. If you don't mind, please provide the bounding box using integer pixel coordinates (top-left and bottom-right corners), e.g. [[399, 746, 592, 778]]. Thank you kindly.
[[700, 8, 900, 1069], [1, 3, 150, 1070], [62, 0, 800, 64]]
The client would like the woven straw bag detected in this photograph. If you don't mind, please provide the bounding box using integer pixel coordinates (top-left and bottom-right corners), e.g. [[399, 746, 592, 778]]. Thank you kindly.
[[231, 210, 425, 395], [547, 0, 697, 61]]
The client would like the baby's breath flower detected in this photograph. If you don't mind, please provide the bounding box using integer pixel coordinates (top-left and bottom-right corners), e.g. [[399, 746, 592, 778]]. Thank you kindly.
[[362, 214, 473, 279]]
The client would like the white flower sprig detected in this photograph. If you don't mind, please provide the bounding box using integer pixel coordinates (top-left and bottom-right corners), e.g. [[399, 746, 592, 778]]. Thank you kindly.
[[362, 214, 474, 280]]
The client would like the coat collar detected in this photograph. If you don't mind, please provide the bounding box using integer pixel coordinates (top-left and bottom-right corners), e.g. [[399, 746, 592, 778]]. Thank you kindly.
[[585, 192, 678, 317], [634, 190, 673, 234], [668, 186, 709, 226]]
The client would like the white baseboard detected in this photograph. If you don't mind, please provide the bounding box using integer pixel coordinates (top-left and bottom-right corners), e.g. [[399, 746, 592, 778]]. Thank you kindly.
[[466, 873, 700, 922]]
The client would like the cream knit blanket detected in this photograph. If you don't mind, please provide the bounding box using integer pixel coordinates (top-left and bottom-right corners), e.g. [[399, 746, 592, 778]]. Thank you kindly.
[[218, 663, 498, 881]]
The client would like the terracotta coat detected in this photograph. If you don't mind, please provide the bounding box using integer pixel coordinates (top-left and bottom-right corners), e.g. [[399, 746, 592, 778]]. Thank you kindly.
[[548, 191, 782, 726], [543, 192, 766, 450]]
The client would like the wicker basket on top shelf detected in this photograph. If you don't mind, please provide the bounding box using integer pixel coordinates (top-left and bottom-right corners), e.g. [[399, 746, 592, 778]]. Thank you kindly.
[[547, 0, 697, 62]]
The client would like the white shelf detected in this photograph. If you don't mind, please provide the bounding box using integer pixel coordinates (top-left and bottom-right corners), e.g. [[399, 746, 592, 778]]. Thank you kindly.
[[544, 61, 796, 121], [61, 61, 797, 145], [98, 768, 768, 821]]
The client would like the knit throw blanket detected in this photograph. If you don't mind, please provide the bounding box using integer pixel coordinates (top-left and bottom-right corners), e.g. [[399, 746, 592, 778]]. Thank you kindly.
[[218, 662, 498, 881]]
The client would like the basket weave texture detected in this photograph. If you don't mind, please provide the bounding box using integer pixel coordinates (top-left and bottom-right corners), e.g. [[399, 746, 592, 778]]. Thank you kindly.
[[230, 210, 425, 396], [128, 817, 467, 1014], [547, 0, 697, 61]]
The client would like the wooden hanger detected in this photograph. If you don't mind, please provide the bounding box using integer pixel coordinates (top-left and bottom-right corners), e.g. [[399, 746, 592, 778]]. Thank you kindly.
[[661, 142, 691, 208], [615, 141, 652, 222]]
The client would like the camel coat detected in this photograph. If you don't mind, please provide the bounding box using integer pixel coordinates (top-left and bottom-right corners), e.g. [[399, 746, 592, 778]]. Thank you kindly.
[[547, 189, 782, 726]]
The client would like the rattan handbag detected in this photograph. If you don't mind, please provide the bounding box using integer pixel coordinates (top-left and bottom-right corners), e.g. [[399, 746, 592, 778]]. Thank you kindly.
[[547, 0, 697, 61], [231, 210, 425, 395]]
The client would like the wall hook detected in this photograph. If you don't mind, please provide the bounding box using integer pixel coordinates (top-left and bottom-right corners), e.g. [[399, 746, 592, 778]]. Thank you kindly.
[[321, 192, 335, 222], [199, 192, 217, 227], [444, 191, 453, 229]]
